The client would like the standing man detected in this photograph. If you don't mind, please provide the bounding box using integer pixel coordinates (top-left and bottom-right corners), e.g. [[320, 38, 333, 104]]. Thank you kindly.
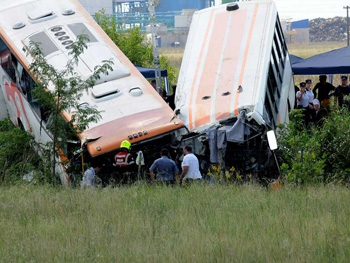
[[296, 82, 311, 127], [305, 79, 314, 108], [114, 140, 135, 168], [179, 145, 202, 184], [313, 75, 335, 111], [81, 161, 101, 188], [305, 79, 315, 123], [296, 82, 310, 109], [149, 148, 179, 185], [150, 79, 166, 99], [150, 79, 157, 90], [114, 140, 136, 183], [334, 76, 350, 109]]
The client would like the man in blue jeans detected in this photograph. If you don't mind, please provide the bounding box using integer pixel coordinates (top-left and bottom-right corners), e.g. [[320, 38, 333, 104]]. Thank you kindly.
[[149, 148, 179, 185]]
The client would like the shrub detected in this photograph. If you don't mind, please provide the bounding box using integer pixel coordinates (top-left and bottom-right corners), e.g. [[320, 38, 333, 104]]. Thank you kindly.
[[277, 107, 350, 185], [0, 120, 41, 185]]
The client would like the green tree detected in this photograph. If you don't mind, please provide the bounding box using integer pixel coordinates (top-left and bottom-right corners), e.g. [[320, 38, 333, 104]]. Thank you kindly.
[[277, 107, 350, 185], [316, 108, 350, 183], [277, 110, 325, 185], [27, 34, 113, 184], [94, 9, 177, 87]]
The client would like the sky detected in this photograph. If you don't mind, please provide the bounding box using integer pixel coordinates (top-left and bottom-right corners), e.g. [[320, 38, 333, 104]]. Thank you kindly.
[[274, 0, 350, 21], [216, 0, 350, 21]]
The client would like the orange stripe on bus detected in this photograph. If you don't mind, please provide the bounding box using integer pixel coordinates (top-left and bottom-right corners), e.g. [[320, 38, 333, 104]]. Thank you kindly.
[[195, 11, 230, 128], [188, 9, 215, 131], [214, 10, 247, 121], [233, 4, 259, 116]]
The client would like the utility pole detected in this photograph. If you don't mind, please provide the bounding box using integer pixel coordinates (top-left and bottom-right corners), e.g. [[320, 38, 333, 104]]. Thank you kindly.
[[344, 6, 349, 46], [147, 0, 162, 96]]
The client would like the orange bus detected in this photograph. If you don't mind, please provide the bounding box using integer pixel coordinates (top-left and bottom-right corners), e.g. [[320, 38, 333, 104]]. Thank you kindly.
[[0, 0, 187, 185]]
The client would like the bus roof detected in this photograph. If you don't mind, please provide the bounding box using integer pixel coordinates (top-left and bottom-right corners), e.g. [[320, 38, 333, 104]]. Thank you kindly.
[[0, 0, 185, 157], [175, 1, 278, 132]]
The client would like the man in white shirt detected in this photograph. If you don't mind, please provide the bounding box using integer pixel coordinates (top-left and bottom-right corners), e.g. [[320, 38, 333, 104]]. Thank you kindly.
[[296, 82, 312, 127], [296, 82, 310, 108], [179, 145, 202, 184]]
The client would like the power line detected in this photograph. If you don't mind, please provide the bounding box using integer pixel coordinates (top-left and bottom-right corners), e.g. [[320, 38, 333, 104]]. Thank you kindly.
[[344, 6, 349, 46]]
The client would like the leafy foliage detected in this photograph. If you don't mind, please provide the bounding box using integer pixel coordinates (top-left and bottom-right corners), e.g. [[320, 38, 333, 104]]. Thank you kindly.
[[27, 34, 113, 182], [316, 107, 350, 183], [277, 107, 350, 185], [94, 9, 177, 86], [0, 120, 41, 185]]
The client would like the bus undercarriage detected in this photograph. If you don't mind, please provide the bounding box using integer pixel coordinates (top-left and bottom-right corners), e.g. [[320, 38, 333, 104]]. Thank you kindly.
[[68, 112, 280, 186]]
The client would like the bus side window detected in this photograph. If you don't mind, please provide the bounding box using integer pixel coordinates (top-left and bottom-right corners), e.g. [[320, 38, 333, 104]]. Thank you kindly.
[[1, 53, 16, 81], [21, 70, 35, 102], [0, 38, 13, 78], [8, 53, 18, 83], [40, 105, 51, 124]]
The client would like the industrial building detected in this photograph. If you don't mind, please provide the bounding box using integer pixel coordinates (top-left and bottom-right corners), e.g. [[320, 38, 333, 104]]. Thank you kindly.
[[78, 0, 215, 47], [281, 19, 310, 44]]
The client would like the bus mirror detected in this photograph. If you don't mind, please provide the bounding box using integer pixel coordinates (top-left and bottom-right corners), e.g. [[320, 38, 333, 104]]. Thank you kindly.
[[267, 130, 278, 150]]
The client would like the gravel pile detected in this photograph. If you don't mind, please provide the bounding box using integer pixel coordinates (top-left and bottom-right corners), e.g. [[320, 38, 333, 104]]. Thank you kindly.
[[310, 17, 348, 42]]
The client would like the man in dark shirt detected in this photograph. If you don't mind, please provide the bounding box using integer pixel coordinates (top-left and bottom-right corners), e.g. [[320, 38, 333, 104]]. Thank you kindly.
[[313, 75, 335, 111], [165, 85, 176, 110], [149, 148, 179, 185], [334, 75, 350, 109]]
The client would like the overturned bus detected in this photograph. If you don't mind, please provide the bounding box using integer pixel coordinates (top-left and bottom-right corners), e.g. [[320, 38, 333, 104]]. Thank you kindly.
[[174, 1, 295, 180], [0, 0, 187, 185]]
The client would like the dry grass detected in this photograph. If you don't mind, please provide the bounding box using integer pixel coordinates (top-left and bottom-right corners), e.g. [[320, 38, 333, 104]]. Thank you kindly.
[[160, 41, 349, 86], [288, 41, 348, 58], [159, 47, 184, 69], [288, 41, 348, 85]]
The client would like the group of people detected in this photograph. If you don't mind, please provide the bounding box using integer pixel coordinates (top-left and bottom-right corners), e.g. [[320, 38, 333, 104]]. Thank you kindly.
[[81, 140, 202, 188], [295, 75, 350, 126]]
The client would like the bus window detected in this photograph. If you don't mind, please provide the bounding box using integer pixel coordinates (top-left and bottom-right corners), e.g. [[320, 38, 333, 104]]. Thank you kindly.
[[21, 70, 36, 102], [0, 50, 16, 82]]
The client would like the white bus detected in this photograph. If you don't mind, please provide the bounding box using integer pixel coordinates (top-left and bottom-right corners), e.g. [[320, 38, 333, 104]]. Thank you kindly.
[[0, 0, 187, 185], [175, 1, 295, 179]]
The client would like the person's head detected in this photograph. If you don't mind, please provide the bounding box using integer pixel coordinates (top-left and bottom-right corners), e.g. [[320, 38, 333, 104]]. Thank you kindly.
[[151, 79, 156, 89], [299, 82, 306, 92], [183, 145, 192, 155], [313, 99, 320, 111], [319, 75, 327, 83], [305, 79, 312, 89], [161, 148, 169, 157], [341, 75, 348, 84], [120, 140, 131, 151]]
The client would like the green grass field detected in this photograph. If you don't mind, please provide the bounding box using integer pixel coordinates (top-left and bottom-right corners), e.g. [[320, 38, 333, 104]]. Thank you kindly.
[[1, 184, 350, 263]]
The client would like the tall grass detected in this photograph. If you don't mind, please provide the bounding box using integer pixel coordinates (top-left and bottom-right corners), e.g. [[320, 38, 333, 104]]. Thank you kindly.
[[288, 41, 347, 58], [1, 184, 350, 262]]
